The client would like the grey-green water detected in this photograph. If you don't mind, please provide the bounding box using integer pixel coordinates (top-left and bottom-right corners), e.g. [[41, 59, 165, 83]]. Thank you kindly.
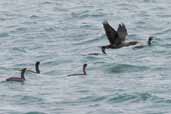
[[0, 0, 171, 114]]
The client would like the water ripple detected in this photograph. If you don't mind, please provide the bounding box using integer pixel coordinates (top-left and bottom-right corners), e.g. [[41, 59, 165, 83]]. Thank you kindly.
[[107, 64, 149, 73], [25, 112, 47, 114], [0, 0, 171, 114]]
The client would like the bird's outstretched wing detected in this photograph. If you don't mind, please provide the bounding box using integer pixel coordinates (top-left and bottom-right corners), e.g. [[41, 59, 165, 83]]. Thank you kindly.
[[117, 23, 128, 42], [103, 21, 121, 45]]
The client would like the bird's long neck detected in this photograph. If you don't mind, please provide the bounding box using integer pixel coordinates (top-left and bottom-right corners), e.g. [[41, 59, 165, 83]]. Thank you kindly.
[[35, 63, 40, 74], [83, 66, 87, 75], [148, 39, 152, 46], [21, 69, 25, 80]]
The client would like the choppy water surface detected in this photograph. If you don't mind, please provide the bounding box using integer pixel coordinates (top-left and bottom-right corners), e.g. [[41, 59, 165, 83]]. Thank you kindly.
[[0, 0, 171, 114]]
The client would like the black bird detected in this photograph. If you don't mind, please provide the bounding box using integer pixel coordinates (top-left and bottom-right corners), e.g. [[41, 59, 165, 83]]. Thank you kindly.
[[102, 21, 139, 50], [6, 68, 27, 82]]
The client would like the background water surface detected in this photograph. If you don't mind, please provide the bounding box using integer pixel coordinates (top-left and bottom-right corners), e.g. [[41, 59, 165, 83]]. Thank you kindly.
[[0, 0, 171, 114]]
